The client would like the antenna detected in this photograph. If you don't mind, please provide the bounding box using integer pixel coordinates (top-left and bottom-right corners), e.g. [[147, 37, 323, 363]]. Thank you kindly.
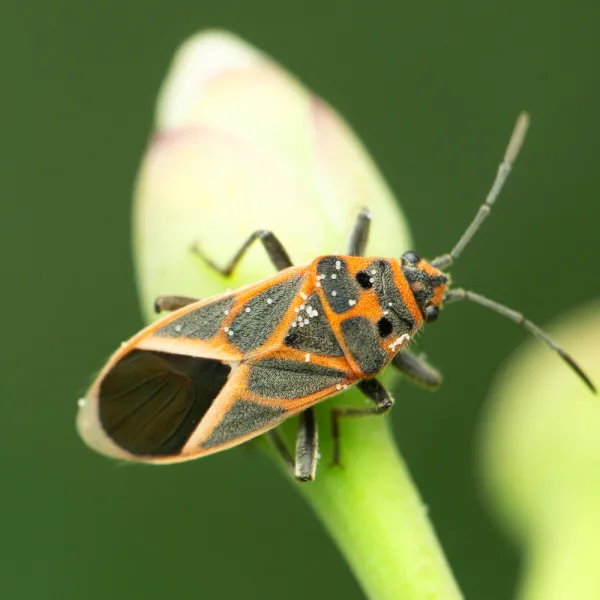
[[444, 288, 596, 393], [431, 112, 530, 270]]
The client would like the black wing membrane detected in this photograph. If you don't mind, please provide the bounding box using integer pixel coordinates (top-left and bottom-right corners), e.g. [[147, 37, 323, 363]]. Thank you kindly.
[[98, 349, 231, 457]]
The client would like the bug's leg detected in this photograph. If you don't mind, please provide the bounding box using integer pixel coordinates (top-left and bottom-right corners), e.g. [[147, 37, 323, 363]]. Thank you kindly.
[[267, 409, 319, 482], [294, 409, 318, 482], [331, 378, 394, 466], [346, 208, 372, 257], [192, 230, 293, 276], [267, 429, 295, 473], [391, 351, 443, 389], [154, 295, 200, 313]]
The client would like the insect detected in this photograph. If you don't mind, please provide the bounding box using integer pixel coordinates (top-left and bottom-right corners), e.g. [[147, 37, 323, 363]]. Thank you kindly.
[[77, 112, 595, 481]]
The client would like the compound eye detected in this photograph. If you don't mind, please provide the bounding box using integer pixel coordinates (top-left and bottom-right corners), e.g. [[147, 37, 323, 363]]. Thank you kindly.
[[424, 305, 439, 323], [401, 251, 421, 265]]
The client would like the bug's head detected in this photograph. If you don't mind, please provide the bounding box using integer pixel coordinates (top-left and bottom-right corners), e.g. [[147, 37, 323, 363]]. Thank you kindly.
[[396, 113, 594, 394], [400, 251, 448, 323]]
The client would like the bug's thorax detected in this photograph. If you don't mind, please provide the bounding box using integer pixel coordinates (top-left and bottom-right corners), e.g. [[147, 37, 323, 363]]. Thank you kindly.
[[307, 255, 427, 376]]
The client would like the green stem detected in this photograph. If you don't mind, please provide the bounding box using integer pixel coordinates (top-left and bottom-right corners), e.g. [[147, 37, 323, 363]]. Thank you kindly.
[[272, 387, 463, 600]]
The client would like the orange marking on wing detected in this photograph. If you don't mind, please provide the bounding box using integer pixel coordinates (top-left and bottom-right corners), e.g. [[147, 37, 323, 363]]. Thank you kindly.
[[180, 357, 357, 457], [221, 267, 313, 354], [142, 265, 310, 357], [80, 265, 312, 464]]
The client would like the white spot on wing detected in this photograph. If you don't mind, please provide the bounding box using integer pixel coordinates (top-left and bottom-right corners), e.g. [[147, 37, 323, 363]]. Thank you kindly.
[[388, 333, 410, 352]]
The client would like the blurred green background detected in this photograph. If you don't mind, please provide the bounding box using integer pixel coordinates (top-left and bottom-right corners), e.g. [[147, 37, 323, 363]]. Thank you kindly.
[[3, 1, 599, 599]]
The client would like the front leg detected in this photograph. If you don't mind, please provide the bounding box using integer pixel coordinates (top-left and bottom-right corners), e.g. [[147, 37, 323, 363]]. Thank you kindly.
[[193, 229, 293, 277], [267, 408, 318, 482], [331, 377, 394, 466]]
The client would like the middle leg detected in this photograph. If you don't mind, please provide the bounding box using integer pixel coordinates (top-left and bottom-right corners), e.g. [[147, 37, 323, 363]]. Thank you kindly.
[[331, 377, 394, 466], [154, 295, 200, 313], [192, 229, 293, 277], [267, 408, 319, 482]]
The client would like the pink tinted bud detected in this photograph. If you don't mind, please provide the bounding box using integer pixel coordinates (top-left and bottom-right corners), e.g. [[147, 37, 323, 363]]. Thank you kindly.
[[133, 30, 411, 321]]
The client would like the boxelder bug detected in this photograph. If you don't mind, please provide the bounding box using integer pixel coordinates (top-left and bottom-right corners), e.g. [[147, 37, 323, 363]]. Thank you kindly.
[[77, 112, 595, 481]]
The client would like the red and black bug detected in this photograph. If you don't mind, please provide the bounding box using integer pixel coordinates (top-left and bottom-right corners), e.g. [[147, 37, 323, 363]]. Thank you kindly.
[[77, 113, 595, 481]]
